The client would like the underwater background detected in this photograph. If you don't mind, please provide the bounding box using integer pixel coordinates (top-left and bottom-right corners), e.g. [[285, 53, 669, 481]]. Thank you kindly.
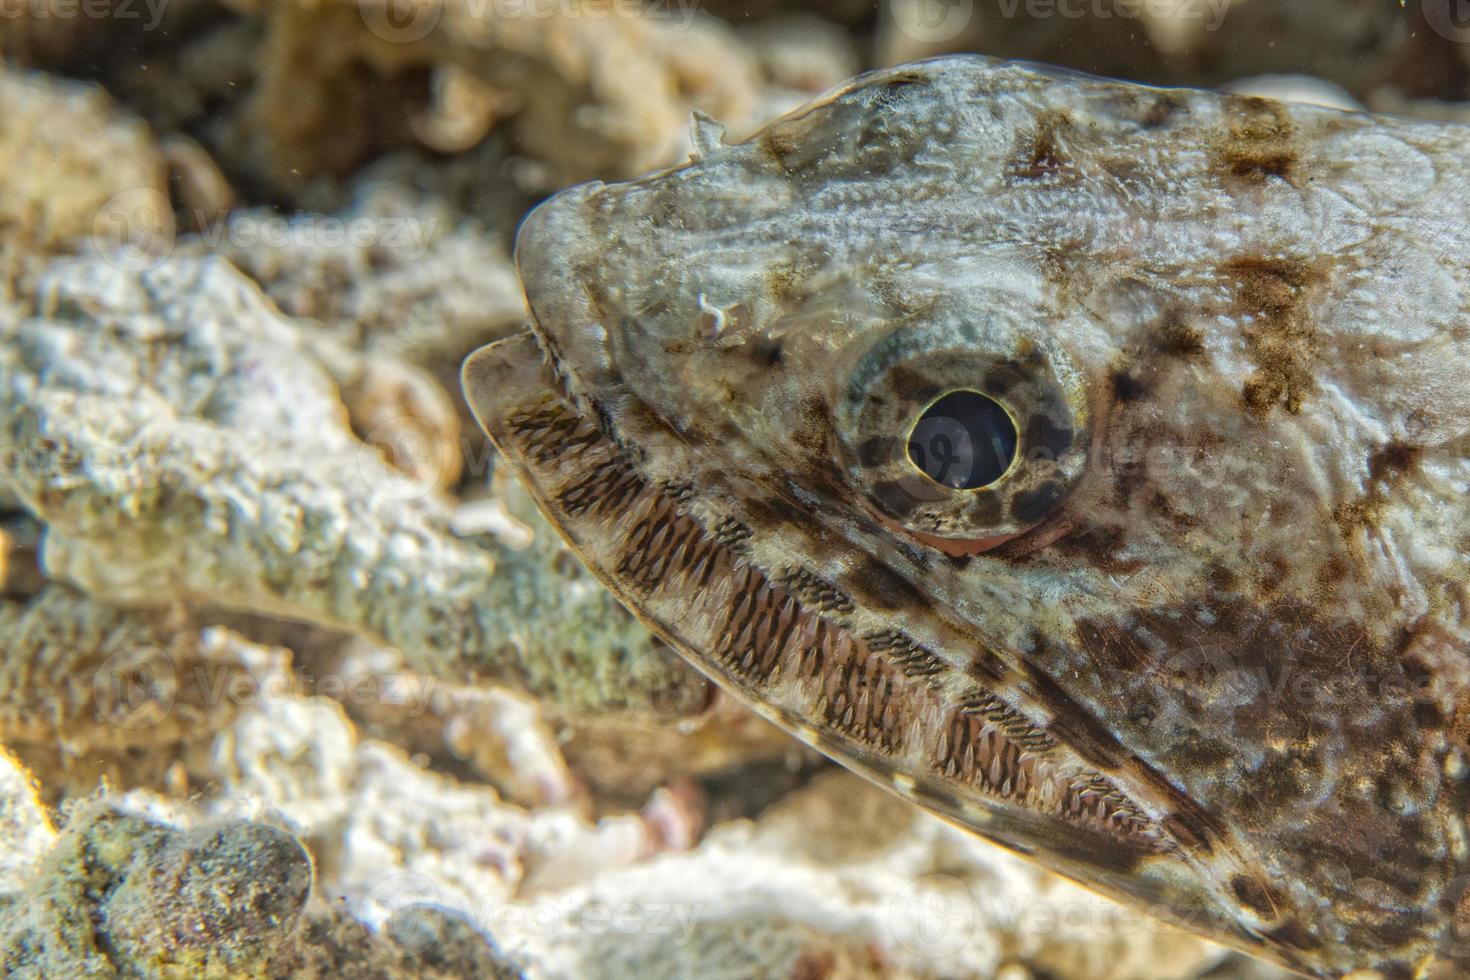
[[0, 3, 1461, 977]]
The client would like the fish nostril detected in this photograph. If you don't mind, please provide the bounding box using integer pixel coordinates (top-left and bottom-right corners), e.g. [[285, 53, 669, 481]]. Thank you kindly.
[[906, 389, 1019, 491]]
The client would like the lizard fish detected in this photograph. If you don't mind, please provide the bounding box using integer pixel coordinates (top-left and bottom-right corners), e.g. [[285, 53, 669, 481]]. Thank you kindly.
[[463, 57, 1470, 978]]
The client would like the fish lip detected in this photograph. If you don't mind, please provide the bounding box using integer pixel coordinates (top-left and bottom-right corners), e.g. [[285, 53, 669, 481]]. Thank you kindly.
[[512, 180, 605, 380]]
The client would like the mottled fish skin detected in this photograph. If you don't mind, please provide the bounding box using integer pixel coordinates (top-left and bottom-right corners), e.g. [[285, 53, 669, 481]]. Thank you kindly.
[[464, 57, 1470, 978]]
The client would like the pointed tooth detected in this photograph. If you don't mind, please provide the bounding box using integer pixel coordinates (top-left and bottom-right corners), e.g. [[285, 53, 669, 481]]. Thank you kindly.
[[800, 615, 821, 649]]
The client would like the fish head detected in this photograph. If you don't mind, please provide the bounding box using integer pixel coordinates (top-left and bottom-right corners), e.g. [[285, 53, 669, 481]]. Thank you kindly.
[[513, 59, 1098, 550], [469, 56, 1470, 979]]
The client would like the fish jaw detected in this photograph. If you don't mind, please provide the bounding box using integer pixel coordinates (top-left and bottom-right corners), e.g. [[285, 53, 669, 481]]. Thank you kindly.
[[473, 55, 1470, 978], [465, 332, 1305, 975]]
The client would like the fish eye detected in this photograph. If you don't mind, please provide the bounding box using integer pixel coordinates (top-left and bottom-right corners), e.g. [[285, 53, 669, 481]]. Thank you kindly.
[[906, 389, 1019, 491], [835, 314, 1091, 547]]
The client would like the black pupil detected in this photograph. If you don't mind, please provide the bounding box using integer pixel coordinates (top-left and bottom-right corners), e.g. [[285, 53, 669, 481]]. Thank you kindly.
[[906, 390, 1018, 490]]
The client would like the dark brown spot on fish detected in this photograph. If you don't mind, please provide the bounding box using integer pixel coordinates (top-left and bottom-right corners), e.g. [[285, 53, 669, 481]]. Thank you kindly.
[[745, 493, 817, 533], [857, 436, 895, 468], [1265, 917, 1324, 953], [1053, 522, 1143, 575], [983, 362, 1026, 396], [752, 337, 784, 366], [1337, 440, 1425, 540], [1011, 110, 1074, 181], [1141, 93, 1185, 129], [759, 125, 826, 177], [1208, 562, 1239, 592], [1109, 368, 1152, 404], [1152, 311, 1206, 359], [1160, 813, 1211, 853], [1335, 495, 1381, 540], [1257, 553, 1294, 597], [1024, 414, 1074, 461], [1148, 490, 1200, 531], [846, 555, 929, 613], [1011, 480, 1066, 525], [1227, 148, 1297, 184], [1369, 440, 1423, 484], [889, 365, 943, 406], [1316, 556, 1350, 591], [1074, 616, 1151, 673], [799, 395, 833, 428], [1020, 665, 1128, 773], [906, 779, 968, 821], [789, 951, 836, 980], [892, 538, 937, 574], [1217, 96, 1299, 186], [872, 478, 920, 518], [1106, 431, 1151, 507], [1230, 255, 1312, 313], [1224, 256, 1321, 416], [966, 491, 1005, 525]]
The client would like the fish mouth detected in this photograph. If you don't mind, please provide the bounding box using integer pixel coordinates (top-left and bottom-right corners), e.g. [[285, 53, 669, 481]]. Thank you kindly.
[[510, 183, 616, 418], [464, 333, 1166, 858], [462, 329, 1311, 975], [477, 160, 1314, 978]]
